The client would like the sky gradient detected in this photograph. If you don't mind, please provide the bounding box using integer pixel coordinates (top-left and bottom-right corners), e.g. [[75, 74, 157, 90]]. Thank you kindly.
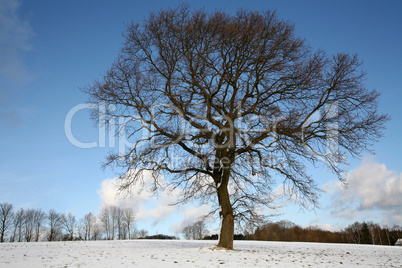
[[1, 0, 401, 235]]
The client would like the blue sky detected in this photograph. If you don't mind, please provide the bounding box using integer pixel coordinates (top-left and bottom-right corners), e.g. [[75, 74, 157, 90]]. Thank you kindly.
[[1, 0, 401, 236]]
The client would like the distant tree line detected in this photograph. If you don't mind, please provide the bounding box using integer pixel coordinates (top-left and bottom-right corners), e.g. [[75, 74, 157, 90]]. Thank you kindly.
[[202, 220, 402, 246], [341, 221, 401, 246], [2, 202, 401, 245], [139, 234, 178, 240], [250, 220, 344, 243], [0, 202, 150, 242]]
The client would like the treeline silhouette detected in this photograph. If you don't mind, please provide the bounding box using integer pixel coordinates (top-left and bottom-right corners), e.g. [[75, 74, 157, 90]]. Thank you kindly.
[[139, 234, 178, 240], [204, 220, 402, 246]]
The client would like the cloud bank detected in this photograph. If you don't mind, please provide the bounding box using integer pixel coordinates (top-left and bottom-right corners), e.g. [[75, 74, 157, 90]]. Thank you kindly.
[[324, 158, 402, 226]]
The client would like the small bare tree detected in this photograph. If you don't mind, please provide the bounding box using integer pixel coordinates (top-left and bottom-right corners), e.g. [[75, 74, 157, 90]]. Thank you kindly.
[[84, 6, 389, 249], [23, 209, 35, 242], [33, 209, 46, 242], [192, 220, 207, 240], [182, 220, 208, 240], [122, 208, 136, 239], [80, 212, 97, 241], [61, 213, 77, 241], [47, 209, 63, 241], [91, 221, 103, 241], [137, 229, 148, 238], [10, 208, 25, 242], [182, 225, 192, 240], [112, 207, 125, 240], [99, 206, 119, 240], [99, 207, 111, 240], [0, 202, 14, 242], [344, 221, 363, 244], [23, 209, 45, 242]]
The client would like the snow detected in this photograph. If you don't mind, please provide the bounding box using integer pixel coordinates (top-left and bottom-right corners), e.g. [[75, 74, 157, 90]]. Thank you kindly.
[[1, 240, 401, 267]]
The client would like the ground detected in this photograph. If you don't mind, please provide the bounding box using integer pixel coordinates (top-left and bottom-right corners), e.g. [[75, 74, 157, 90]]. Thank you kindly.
[[0, 240, 401, 267]]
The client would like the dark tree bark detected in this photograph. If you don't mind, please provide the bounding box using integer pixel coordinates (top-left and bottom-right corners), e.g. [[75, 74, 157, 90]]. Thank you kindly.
[[218, 184, 235, 248], [83, 5, 389, 249]]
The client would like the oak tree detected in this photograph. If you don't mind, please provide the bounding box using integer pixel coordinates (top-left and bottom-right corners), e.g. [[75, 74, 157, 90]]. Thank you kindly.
[[84, 6, 389, 249]]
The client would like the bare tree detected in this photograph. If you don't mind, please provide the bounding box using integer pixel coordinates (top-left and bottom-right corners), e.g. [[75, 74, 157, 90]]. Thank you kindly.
[[80, 212, 97, 241], [344, 221, 363, 244], [84, 6, 389, 249], [61, 213, 77, 241], [33, 210, 46, 242], [23, 209, 45, 242], [122, 208, 135, 239], [24, 210, 34, 242], [0, 202, 14, 242], [98, 206, 133, 240], [99, 207, 110, 240], [137, 229, 148, 238], [33, 209, 46, 242], [98, 206, 131, 240], [92, 221, 103, 241], [10, 208, 25, 242], [23, 209, 33, 242], [99, 206, 114, 240], [367, 222, 381, 245], [112, 207, 125, 240], [182, 220, 208, 240], [182, 225, 192, 240], [192, 220, 207, 240], [47, 209, 63, 241]]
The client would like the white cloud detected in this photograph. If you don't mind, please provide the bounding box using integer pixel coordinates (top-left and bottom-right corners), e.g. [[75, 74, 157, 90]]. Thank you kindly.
[[0, 0, 33, 93], [97, 170, 213, 233], [323, 158, 402, 226]]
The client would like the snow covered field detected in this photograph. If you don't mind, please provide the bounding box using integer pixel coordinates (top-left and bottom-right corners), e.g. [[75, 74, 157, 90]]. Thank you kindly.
[[1, 240, 401, 267]]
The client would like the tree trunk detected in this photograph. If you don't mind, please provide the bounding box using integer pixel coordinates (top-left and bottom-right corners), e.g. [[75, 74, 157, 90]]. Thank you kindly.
[[378, 228, 382, 245], [216, 180, 234, 249], [385, 229, 391, 245]]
